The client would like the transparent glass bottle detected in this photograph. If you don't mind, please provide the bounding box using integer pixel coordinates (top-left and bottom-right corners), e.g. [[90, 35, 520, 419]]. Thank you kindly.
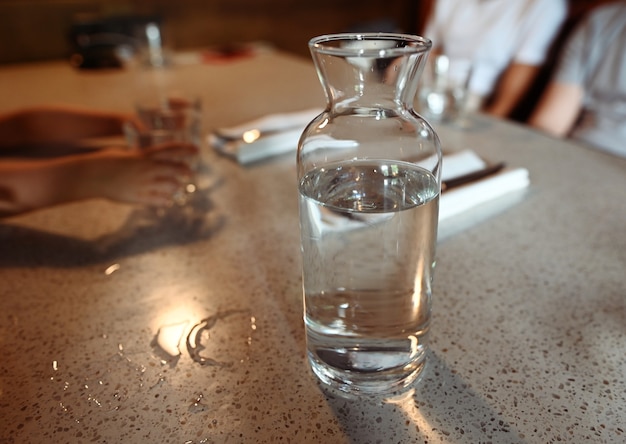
[[297, 33, 442, 395]]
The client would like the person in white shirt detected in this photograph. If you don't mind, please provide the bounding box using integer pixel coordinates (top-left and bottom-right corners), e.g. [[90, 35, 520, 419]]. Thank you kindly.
[[529, 2, 626, 158], [423, 0, 568, 118]]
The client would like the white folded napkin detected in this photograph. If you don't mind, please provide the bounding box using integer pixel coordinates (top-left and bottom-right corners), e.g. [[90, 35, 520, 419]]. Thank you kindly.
[[216, 108, 322, 139], [210, 108, 529, 219], [313, 150, 529, 231], [439, 149, 529, 221], [209, 108, 322, 164], [441, 149, 489, 181], [213, 128, 305, 165], [440, 168, 530, 221]]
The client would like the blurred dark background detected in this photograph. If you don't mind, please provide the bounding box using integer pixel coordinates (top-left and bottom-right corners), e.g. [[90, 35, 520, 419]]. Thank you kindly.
[[0, 0, 612, 65], [0, 0, 614, 121], [0, 0, 419, 65]]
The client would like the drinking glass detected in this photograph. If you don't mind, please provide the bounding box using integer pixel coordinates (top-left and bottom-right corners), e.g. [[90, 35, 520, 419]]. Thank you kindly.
[[125, 95, 202, 204], [418, 54, 475, 128]]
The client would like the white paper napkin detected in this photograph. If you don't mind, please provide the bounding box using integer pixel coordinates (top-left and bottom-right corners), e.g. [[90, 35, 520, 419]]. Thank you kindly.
[[209, 108, 322, 164], [440, 167, 530, 221], [215, 108, 322, 138], [317, 149, 528, 231], [441, 149, 488, 181], [210, 108, 530, 219], [439, 149, 530, 221], [215, 128, 305, 165]]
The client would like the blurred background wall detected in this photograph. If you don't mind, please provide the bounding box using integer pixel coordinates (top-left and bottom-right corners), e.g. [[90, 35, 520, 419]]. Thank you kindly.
[[0, 0, 612, 121], [0, 0, 420, 65], [1, 0, 611, 66]]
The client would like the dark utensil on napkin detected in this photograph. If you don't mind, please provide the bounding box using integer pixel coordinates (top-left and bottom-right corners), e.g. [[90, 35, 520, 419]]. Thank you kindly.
[[442, 162, 506, 192]]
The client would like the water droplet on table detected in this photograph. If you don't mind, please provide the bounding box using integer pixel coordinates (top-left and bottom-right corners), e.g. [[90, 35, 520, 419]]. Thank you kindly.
[[185, 309, 249, 366], [188, 393, 209, 413]]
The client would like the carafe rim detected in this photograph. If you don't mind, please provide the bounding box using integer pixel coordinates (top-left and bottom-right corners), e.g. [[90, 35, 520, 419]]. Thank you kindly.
[[308, 33, 432, 57]]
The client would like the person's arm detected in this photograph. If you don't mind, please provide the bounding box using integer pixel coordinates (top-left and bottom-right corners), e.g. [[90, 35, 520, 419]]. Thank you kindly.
[[0, 105, 130, 149], [483, 0, 567, 119], [483, 63, 541, 118], [528, 81, 584, 137], [0, 142, 197, 218]]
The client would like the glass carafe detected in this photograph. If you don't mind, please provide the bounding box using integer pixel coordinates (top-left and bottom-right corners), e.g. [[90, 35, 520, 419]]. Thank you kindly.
[[297, 33, 441, 395]]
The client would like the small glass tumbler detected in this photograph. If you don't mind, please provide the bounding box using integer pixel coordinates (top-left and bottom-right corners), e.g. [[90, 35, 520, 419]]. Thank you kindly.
[[298, 33, 441, 395], [125, 95, 202, 204], [418, 54, 474, 127]]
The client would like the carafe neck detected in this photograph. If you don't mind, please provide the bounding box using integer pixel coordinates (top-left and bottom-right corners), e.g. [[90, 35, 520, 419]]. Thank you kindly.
[[309, 35, 431, 113]]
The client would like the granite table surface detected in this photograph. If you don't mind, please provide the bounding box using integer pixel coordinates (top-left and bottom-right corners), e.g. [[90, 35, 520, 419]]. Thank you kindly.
[[0, 48, 625, 443]]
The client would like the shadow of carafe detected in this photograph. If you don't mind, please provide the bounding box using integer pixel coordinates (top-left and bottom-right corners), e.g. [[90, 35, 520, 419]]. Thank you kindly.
[[321, 351, 528, 444]]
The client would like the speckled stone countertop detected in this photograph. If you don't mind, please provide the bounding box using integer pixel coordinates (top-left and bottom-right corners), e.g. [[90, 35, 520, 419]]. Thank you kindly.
[[0, 49, 625, 444]]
